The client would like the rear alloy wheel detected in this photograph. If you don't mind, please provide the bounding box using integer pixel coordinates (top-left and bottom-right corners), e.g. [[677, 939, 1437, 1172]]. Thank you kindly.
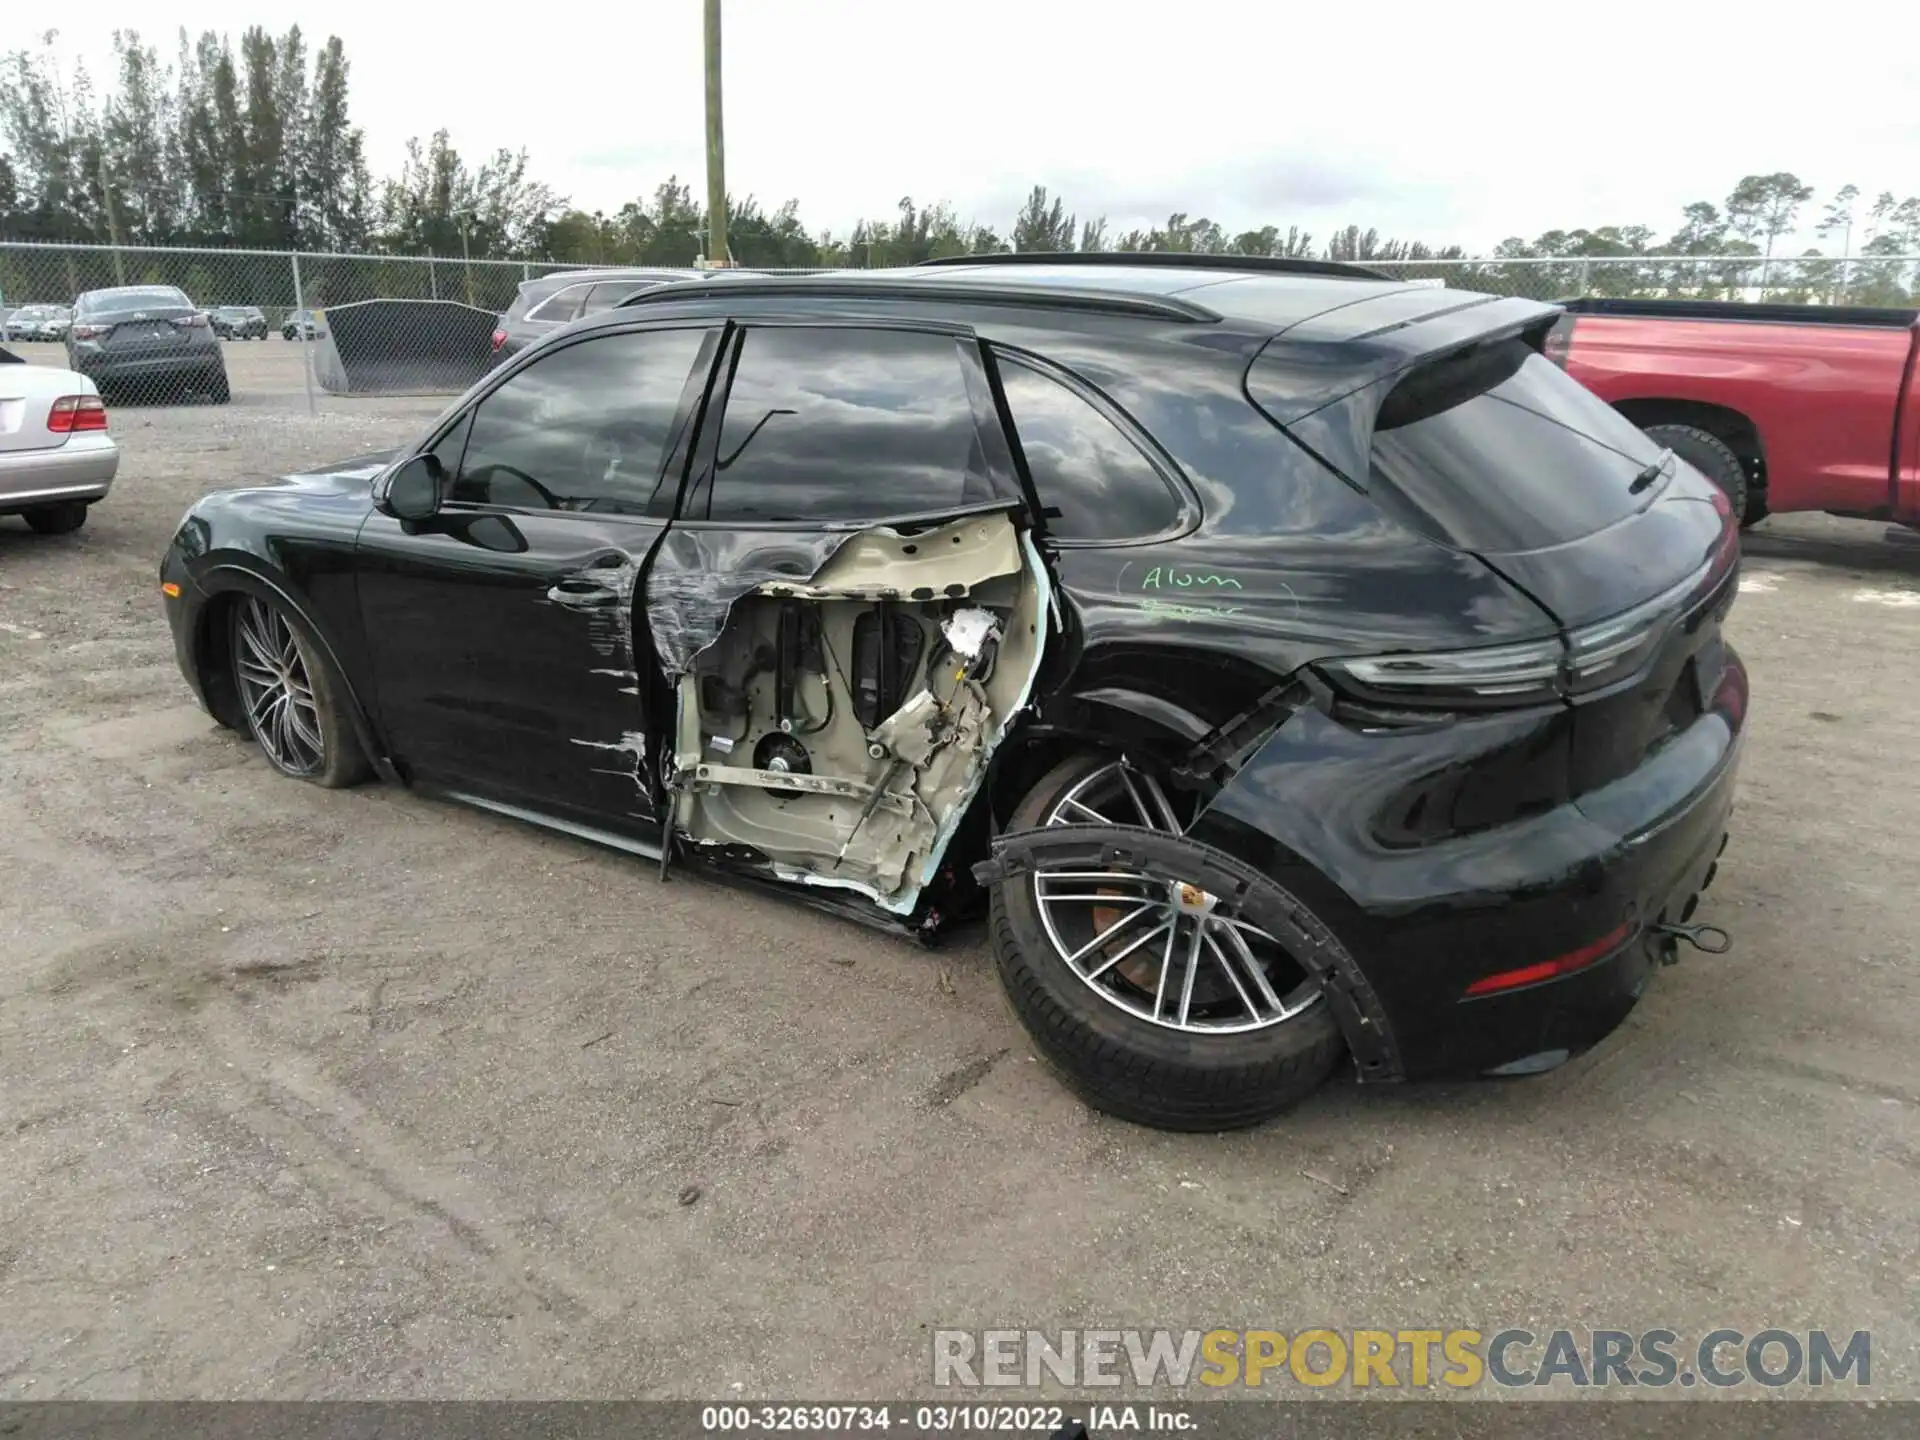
[[23, 501, 89, 535], [990, 754, 1346, 1130], [1643, 423, 1750, 525], [230, 595, 370, 787]]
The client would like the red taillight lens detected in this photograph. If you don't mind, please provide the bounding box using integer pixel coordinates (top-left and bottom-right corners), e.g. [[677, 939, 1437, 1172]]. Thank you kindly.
[[71, 323, 106, 340], [490, 328, 507, 352], [1462, 922, 1633, 998], [1542, 315, 1575, 369], [48, 395, 109, 433]]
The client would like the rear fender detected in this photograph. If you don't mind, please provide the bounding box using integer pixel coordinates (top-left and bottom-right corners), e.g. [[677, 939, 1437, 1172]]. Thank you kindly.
[[973, 824, 1403, 1080]]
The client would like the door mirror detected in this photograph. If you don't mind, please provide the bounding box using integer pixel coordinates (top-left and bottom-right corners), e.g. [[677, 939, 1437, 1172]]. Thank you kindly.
[[380, 454, 444, 522]]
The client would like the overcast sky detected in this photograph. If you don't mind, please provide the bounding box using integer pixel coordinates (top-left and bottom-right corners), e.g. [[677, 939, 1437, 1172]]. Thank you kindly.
[[8, 1, 1919, 252]]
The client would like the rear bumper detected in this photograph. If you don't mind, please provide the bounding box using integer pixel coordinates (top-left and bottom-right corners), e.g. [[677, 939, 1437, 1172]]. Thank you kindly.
[[70, 349, 224, 380], [0, 438, 120, 508], [1195, 647, 1749, 1080]]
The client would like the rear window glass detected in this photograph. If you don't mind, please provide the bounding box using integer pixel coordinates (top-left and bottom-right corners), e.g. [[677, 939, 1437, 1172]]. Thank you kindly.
[[82, 287, 191, 314], [1365, 338, 1669, 552]]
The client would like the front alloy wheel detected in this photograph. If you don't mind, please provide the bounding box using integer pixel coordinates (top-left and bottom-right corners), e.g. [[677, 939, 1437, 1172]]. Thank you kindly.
[[233, 595, 327, 777]]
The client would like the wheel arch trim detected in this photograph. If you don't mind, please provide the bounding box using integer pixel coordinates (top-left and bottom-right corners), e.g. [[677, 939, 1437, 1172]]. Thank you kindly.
[[975, 823, 1404, 1080]]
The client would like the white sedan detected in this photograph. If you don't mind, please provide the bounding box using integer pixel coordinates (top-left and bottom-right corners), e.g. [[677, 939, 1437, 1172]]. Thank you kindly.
[[0, 347, 119, 534]]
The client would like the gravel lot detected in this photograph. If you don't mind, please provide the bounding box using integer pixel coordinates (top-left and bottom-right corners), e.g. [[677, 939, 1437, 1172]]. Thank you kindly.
[[2, 343, 1917, 1402]]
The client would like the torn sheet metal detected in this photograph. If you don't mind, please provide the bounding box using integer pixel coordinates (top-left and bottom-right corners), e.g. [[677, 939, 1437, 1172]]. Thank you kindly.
[[898, 531, 1055, 904], [642, 512, 1025, 680], [644, 527, 854, 680]]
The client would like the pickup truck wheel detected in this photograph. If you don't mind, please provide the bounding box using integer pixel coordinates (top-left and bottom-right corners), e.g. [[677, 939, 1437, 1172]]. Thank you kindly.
[[989, 754, 1346, 1131], [1643, 424, 1749, 524]]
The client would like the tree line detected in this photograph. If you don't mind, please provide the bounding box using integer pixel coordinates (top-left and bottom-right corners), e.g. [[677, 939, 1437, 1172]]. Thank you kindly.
[[3, 28, 1918, 307]]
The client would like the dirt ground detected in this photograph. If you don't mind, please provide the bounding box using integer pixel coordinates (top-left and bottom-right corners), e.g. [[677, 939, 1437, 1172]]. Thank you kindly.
[[2, 343, 1916, 1402]]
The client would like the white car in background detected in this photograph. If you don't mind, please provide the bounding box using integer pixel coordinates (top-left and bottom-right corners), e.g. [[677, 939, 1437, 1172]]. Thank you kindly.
[[0, 346, 120, 534]]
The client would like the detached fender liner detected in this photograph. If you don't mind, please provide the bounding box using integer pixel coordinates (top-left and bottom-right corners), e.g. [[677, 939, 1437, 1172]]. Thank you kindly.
[[974, 824, 1403, 1082]]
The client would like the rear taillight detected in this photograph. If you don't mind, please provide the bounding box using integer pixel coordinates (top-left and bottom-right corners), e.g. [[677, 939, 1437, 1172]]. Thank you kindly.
[[490, 328, 507, 352], [1321, 560, 1717, 714], [71, 323, 106, 340], [1322, 637, 1565, 712], [48, 395, 109, 433], [1463, 921, 1633, 997], [1542, 315, 1575, 368]]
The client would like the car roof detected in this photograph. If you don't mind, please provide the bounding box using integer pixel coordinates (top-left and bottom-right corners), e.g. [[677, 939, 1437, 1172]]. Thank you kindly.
[[905, 261, 1415, 329], [609, 260, 1514, 337], [594, 256, 1560, 409]]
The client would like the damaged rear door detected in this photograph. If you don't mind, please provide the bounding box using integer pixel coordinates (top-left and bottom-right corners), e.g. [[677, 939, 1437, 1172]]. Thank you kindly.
[[356, 324, 719, 832], [646, 321, 1051, 917]]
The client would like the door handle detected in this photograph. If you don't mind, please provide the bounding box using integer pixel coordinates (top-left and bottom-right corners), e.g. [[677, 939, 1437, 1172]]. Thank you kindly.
[[547, 579, 620, 607]]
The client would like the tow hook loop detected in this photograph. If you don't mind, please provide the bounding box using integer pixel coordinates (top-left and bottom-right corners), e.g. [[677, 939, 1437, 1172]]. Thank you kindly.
[[1652, 922, 1731, 955]]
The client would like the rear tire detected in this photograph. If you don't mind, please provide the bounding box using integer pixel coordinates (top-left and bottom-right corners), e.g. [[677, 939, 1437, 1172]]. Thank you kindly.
[[23, 501, 89, 535], [1643, 423, 1749, 525], [990, 754, 1347, 1131]]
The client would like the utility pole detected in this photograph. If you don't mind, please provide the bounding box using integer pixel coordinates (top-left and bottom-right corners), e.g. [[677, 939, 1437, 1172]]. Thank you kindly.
[[97, 124, 127, 285], [459, 217, 474, 306], [704, 0, 728, 267]]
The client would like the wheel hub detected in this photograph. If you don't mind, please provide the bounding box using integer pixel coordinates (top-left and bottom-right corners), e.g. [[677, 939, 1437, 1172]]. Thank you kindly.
[[1173, 881, 1216, 915]]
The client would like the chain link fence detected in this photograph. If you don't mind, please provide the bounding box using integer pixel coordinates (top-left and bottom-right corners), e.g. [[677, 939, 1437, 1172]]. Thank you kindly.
[[3, 241, 1917, 415], [0, 242, 599, 411]]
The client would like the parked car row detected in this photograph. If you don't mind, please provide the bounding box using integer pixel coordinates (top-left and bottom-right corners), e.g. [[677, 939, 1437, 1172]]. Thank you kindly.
[[3, 304, 74, 342], [7, 297, 324, 345], [210, 306, 269, 340]]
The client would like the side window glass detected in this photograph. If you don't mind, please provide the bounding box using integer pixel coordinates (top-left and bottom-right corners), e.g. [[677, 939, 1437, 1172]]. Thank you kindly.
[[529, 288, 584, 323], [450, 328, 706, 516], [995, 356, 1182, 541], [691, 327, 992, 523], [581, 282, 646, 315], [427, 411, 473, 483]]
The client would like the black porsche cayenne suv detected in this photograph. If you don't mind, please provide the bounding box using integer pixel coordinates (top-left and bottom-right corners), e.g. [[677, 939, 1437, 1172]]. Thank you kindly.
[[159, 254, 1745, 1130]]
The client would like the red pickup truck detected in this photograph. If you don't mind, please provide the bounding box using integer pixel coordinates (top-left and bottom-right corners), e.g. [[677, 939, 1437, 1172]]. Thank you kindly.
[[1545, 298, 1920, 528]]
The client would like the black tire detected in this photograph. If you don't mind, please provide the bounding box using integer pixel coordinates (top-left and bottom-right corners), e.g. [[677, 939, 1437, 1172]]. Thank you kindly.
[[1643, 423, 1750, 525], [23, 500, 89, 535], [990, 753, 1347, 1131], [208, 369, 231, 404], [230, 596, 371, 789]]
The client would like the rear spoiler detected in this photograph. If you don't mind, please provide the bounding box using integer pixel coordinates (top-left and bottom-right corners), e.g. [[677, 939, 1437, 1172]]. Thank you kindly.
[[1250, 293, 1561, 425], [1247, 295, 1562, 489]]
